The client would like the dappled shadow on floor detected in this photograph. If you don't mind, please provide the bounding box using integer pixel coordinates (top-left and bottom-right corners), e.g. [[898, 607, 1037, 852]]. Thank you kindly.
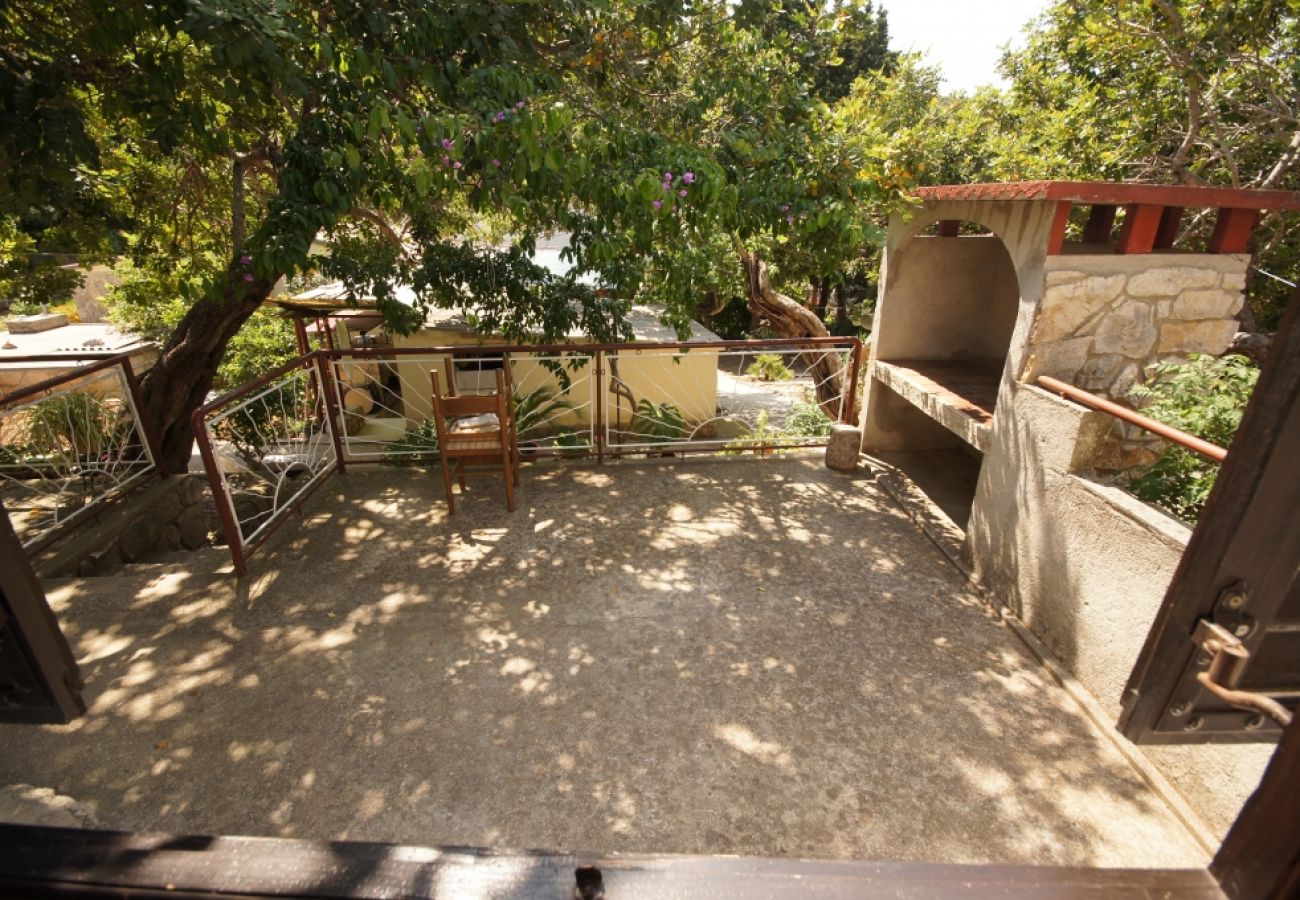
[[0, 456, 1204, 866]]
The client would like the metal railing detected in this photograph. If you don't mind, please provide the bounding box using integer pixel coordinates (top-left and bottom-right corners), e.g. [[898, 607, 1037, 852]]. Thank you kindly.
[[329, 336, 862, 464], [192, 354, 343, 576], [0, 355, 161, 555], [1036, 375, 1228, 462], [196, 337, 863, 574]]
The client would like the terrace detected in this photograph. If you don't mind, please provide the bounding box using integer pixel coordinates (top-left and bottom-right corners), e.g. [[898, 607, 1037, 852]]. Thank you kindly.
[[1, 459, 1206, 866]]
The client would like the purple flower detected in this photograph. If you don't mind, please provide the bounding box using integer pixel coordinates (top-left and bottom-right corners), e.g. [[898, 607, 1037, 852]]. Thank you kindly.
[[492, 158, 501, 167], [243, 273, 255, 282], [239, 255, 252, 265], [515, 100, 526, 110], [663, 171, 672, 180], [652, 200, 663, 210], [781, 204, 790, 212], [682, 172, 695, 184], [441, 155, 450, 165], [678, 189, 687, 197], [453, 161, 462, 169], [496, 111, 507, 122], [786, 215, 794, 225], [662, 182, 671, 191], [441, 138, 453, 150]]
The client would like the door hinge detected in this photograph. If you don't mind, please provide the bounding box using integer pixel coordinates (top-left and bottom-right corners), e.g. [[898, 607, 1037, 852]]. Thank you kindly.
[[1192, 618, 1293, 729]]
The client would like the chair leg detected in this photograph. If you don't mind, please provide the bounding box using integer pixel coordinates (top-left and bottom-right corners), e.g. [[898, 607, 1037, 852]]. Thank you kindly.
[[456, 459, 467, 491], [502, 444, 516, 512], [438, 454, 455, 515]]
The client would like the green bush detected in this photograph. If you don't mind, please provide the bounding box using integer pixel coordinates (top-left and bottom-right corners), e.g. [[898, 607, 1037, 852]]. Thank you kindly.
[[785, 400, 833, 437], [103, 262, 297, 391], [1127, 354, 1258, 523], [383, 417, 440, 464], [27, 391, 121, 457], [745, 353, 794, 382]]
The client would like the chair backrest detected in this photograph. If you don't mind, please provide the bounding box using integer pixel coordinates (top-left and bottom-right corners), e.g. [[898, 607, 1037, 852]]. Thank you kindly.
[[431, 368, 511, 434]]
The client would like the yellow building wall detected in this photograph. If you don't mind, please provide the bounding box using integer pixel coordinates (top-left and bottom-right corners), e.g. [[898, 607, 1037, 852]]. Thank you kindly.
[[380, 328, 718, 438]]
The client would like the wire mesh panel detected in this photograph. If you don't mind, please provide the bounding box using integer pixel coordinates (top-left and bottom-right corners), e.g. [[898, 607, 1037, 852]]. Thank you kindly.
[[0, 360, 157, 552], [605, 344, 853, 455], [331, 350, 596, 462], [197, 360, 336, 560]]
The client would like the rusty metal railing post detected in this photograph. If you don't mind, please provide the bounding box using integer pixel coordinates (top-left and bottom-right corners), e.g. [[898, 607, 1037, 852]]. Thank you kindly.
[[594, 349, 605, 465], [842, 339, 864, 424], [190, 406, 248, 577], [314, 350, 348, 474]]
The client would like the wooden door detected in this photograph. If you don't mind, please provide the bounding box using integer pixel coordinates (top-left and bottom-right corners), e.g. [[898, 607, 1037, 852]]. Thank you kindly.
[[0, 508, 84, 724], [1120, 291, 1299, 744]]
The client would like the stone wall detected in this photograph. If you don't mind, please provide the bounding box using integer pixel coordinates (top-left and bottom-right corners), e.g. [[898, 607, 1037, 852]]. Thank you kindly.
[[1022, 253, 1248, 469], [37, 475, 215, 577]]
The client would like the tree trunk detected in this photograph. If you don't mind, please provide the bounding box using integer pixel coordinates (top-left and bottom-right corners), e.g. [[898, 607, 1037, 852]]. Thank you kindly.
[[140, 267, 278, 473], [738, 248, 844, 419], [829, 285, 854, 337]]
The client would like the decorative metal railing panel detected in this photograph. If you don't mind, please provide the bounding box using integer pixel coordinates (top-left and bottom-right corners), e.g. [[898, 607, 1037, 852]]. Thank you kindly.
[[604, 343, 856, 455], [0, 356, 159, 554], [328, 349, 597, 463], [192, 356, 340, 575]]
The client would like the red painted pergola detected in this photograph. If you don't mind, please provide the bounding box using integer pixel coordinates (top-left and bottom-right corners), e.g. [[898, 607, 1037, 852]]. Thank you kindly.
[[915, 180, 1300, 256]]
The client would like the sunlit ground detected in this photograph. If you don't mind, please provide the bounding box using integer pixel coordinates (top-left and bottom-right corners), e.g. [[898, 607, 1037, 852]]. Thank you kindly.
[[0, 456, 1205, 866]]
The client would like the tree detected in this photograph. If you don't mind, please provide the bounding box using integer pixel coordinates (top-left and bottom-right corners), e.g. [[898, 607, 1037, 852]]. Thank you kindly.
[[3, 1, 905, 470], [999, 0, 1300, 332]]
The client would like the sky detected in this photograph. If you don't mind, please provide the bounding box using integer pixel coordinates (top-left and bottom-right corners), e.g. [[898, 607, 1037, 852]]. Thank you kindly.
[[876, 0, 1050, 93]]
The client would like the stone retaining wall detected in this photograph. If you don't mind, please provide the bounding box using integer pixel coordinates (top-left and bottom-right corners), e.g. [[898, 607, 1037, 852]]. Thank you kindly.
[[37, 475, 215, 577], [1023, 253, 1248, 469]]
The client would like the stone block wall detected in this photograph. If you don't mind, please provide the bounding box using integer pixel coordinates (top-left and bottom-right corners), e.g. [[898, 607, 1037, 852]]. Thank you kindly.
[[37, 475, 216, 577], [1022, 253, 1248, 469]]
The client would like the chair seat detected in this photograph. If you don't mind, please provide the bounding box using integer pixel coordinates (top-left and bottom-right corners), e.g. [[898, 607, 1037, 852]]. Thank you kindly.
[[443, 436, 504, 452]]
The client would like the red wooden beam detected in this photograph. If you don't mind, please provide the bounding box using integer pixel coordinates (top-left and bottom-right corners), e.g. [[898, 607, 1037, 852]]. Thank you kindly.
[[1154, 206, 1183, 250], [936, 220, 960, 237], [1208, 207, 1260, 254], [1082, 205, 1117, 244], [1115, 204, 1165, 254], [1046, 202, 1071, 255]]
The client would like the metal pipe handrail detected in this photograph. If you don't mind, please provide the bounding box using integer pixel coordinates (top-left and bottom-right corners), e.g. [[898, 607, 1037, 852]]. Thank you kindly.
[[0, 353, 143, 407], [1036, 375, 1228, 463], [325, 336, 861, 359]]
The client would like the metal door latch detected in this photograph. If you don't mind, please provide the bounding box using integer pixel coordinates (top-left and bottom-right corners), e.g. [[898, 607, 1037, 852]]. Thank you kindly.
[[1193, 619, 1293, 729]]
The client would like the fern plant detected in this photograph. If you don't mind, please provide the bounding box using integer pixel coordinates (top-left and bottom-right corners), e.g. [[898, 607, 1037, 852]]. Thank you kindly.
[[630, 399, 686, 443], [1126, 353, 1258, 523], [513, 385, 577, 439]]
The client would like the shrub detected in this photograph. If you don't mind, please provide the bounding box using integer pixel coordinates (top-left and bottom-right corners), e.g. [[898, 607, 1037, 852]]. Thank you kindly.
[[27, 391, 122, 457], [785, 400, 833, 437], [745, 353, 794, 381], [383, 417, 440, 464], [630, 399, 686, 442], [1126, 354, 1258, 523]]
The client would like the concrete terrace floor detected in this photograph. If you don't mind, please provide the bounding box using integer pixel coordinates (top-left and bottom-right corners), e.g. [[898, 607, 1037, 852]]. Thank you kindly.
[[0, 456, 1206, 866]]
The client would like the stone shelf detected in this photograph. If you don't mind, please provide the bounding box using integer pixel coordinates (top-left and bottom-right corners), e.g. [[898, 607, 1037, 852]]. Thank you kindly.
[[872, 359, 1001, 452]]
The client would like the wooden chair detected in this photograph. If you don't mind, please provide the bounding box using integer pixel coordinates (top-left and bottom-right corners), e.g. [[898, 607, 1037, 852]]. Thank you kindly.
[[430, 367, 518, 513]]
